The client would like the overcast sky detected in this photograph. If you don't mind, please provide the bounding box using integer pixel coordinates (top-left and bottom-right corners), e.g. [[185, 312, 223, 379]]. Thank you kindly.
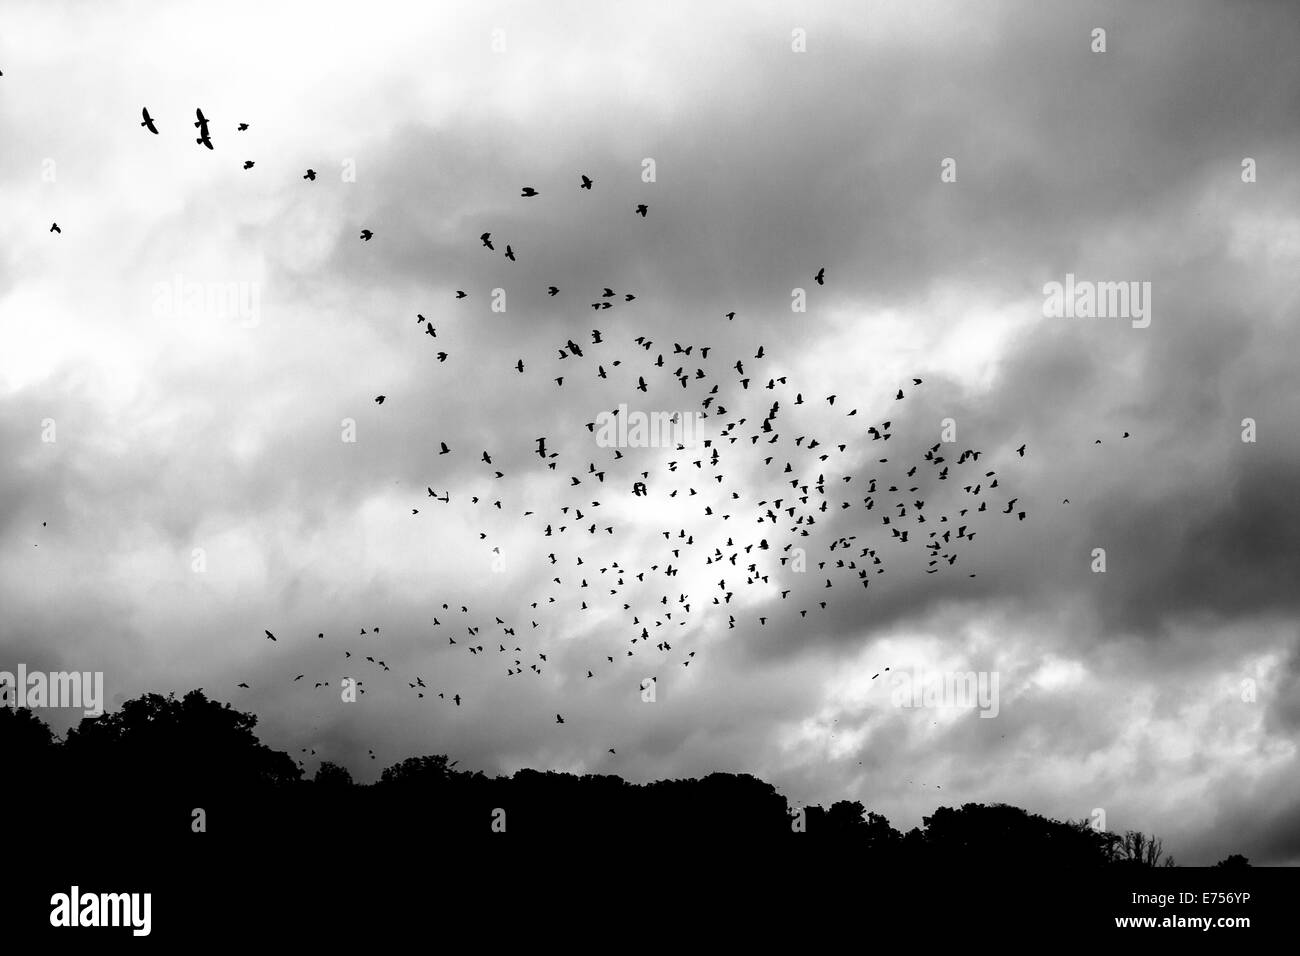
[[3, 0, 1300, 864]]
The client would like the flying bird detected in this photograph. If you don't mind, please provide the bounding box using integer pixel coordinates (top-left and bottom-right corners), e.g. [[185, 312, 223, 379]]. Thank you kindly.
[[580, 174, 592, 189], [520, 186, 538, 197], [140, 107, 159, 134], [359, 229, 373, 241], [303, 169, 316, 181], [194, 108, 213, 149], [814, 267, 825, 285], [635, 204, 648, 217]]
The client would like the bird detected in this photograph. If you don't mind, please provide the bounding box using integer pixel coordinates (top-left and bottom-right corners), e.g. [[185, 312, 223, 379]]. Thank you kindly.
[[635, 204, 648, 217], [580, 174, 593, 189], [264, 630, 277, 641], [556, 714, 565, 724], [1015, 444, 1026, 457], [374, 395, 385, 404], [520, 186, 538, 197], [547, 286, 559, 296], [49, 223, 60, 234], [439, 442, 450, 455], [194, 108, 213, 149], [504, 245, 516, 261], [814, 267, 825, 285], [237, 682, 249, 689], [303, 169, 316, 181], [360, 229, 373, 241], [455, 290, 467, 299], [140, 107, 159, 134], [237, 122, 249, 131], [243, 161, 254, 170], [480, 232, 494, 250]]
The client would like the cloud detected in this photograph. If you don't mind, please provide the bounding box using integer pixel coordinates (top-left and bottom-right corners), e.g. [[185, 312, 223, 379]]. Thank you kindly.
[[3, 0, 1300, 862]]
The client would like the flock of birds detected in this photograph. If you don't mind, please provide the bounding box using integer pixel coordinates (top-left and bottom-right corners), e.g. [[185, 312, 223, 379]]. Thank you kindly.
[[34, 98, 1133, 776]]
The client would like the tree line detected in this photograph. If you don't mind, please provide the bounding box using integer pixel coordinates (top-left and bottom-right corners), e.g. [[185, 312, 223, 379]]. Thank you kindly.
[[1, 689, 1249, 866]]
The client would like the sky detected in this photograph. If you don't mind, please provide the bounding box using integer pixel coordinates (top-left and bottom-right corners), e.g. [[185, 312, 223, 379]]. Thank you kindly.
[[3, 0, 1300, 864]]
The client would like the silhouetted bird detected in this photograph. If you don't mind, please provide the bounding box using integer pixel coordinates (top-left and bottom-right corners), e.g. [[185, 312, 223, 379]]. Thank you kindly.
[[303, 169, 316, 181], [520, 186, 538, 197], [194, 108, 213, 149], [814, 267, 825, 285], [360, 229, 373, 241], [635, 204, 648, 217], [580, 174, 592, 189], [140, 107, 159, 134]]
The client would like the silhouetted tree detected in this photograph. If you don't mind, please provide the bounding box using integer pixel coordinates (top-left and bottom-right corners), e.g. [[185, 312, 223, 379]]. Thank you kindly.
[[1113, 830, 1176, 868], [1, 690, 1236, 863], [314, 761, 354, 787], [0, 704, 56, 751], [62, 689, 301, 790], [916, 803, 1115, 867], [379, 754, 454, 786]]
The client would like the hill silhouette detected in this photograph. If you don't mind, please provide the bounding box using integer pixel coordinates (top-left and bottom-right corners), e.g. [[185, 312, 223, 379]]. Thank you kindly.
[[1, 691, 1244, 866]]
